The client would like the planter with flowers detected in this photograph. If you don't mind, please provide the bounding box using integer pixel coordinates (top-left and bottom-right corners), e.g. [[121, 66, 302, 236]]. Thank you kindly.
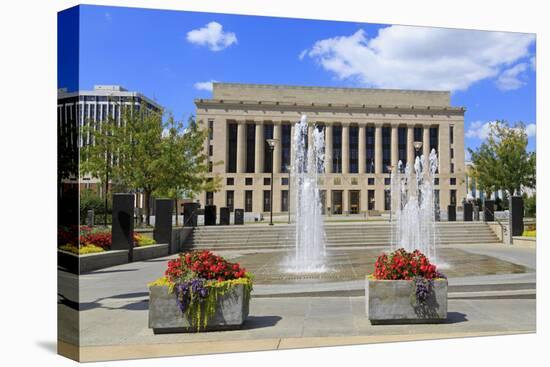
[[366, 248, 447, 324], [148, 250, 252, 333]]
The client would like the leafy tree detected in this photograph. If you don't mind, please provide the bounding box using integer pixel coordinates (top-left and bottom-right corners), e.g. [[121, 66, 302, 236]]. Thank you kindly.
[[80, 112, 119, 226], [115, 104, 165, 225], [154, 115, 221, 225], [468, 121, 536, 200]]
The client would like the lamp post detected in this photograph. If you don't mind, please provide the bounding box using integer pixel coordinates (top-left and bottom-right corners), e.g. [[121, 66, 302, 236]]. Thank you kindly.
[[413, 141, 423, 158], [286, 164, 291, 224], [387, 164, 394, 223], [266, 138, 279, 225]]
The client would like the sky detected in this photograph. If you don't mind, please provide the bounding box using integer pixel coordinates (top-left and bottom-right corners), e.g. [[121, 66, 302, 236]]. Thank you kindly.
[[60, 5, 537, 156]]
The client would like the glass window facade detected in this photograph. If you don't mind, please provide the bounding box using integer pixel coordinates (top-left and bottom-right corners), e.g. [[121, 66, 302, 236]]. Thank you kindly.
[[263, 190, 271, 212], [281, 190, 289, 212], [245, 191, 253, 212], [226, 191, 234, 212]]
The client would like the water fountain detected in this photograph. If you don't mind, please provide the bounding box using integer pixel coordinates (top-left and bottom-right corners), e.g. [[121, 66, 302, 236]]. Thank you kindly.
[[390, 149, 439, 262], [286, 114, 327, 273]]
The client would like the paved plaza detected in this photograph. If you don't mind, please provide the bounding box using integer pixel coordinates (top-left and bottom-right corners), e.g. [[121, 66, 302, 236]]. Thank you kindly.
[[58, 242, 536, 361]]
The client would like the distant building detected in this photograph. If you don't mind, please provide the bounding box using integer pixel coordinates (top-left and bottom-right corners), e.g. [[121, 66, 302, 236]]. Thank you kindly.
[[196, 82, 466, 215], [57, 85, 162, 208]]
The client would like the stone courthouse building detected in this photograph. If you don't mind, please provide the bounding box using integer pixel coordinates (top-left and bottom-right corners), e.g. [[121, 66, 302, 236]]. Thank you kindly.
[[195, 83, 466, 216]]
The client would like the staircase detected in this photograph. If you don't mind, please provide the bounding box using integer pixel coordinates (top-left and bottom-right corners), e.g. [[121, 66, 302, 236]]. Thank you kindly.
[[185, 222, 501, 251]]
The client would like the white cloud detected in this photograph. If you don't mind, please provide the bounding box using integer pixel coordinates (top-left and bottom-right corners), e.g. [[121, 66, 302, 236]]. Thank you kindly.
[[530, 56, 536, 71], [298, 49, 308, 60], [302, 26, 535, 92], [466, 120, 536, 140], [495, 63, 529, 91], [193, 80, 217, 92], [186, 22, 237, 51]]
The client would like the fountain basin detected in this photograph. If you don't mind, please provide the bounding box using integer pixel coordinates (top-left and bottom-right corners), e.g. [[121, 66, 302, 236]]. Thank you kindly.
[[365, 277, 448, 324]]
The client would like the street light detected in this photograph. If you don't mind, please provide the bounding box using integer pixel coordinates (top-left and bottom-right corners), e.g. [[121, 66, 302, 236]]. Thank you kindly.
[[413, 141, 423, 157], [266, 138, 279, 225], [387, 164, 394, 223], [286, 164, 291, 224]]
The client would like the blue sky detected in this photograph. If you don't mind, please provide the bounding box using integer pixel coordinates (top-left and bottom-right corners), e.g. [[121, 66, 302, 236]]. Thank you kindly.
[[61, 5, 536, 155]]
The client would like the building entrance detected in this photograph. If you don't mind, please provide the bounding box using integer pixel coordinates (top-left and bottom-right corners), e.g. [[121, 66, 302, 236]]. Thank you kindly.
[[349, 190, 360, 214]]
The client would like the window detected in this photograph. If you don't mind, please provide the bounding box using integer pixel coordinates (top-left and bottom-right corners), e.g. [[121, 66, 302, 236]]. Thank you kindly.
[[245, 191, 253, 212], [246, 123, 256, 173], [349, 126, 359, 173], [368, 178, 375, 185], [208, 161, 213, 172], [226, 191, 234, 212], [209, 145, 213, 156], [281, 190, 289, 212], [366, 126, 375, 173], [429, 126, 439, 154], [263, 177, 271, 186], [281, 124, 292, 172], [281, 177, 289, 185], [450, 189, 457, 205], [450, 148, 454, 159], [450, 177, 456, 185], [208, 119, 214, 139], [398, 126, 407, 166], [450, 163, 455, 173], [384, 177, 391, 186], [434, 178, 439, 185], [206, 192, 214, 206], [382, 126, 391, 173], [226, 177, 234, 185], [332, 126, 342, 173], [245, 177, 253, 186], [263, 123, 274, 173], [263, 190, 271, 212], [450, 125, 454, 145], [227, 123, 238, 173]]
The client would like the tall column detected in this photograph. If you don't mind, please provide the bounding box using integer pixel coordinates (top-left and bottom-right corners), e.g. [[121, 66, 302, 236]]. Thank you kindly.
[[254, 120, 264, 173], [358, 124, 366, 174], [374, 124, 382, 174], [342, 123, 349, 174], [236, 120, 247, 173], [407, 126, 414, 166], [391, 124, 398, 168], [325, 124, 333, 174], [423, 125, 430, 159], [273, 122, 282, 174]]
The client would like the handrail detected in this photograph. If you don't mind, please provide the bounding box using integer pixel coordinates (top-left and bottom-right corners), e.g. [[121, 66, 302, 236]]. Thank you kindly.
[[486, 207, 508, 242]]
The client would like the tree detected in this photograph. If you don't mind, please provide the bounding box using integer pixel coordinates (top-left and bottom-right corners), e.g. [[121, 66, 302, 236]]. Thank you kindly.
[[468, 121, 536, 199], [80, 112, 119, 226], [115, 104, 165, 226], [154, 115, 221, 225]]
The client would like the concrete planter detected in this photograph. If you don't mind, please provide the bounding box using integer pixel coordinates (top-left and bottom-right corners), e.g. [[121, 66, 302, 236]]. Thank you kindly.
[[365, 277, 448, 324], [148, 284, 249, 333], [133, 243, 169, 261]]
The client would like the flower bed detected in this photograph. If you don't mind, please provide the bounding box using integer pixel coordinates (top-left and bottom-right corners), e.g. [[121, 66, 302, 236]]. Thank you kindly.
[[148, 250, 252, 333], [366, 248, 448, 324], [57, 225, 156, 252]]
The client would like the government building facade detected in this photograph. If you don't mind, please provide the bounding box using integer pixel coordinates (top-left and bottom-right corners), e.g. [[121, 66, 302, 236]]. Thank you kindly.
[[196, 83, 466, 216]]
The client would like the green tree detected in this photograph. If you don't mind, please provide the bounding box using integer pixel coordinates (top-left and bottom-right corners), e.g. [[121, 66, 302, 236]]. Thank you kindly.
[[115, 104, 165, 225], [80, 112, 119, 226], [154, 115, 221, 225], [468, 121, 536, 199]]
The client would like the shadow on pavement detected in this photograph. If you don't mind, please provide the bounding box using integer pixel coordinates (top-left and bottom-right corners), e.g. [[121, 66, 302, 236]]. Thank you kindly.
[[445, 312, 468, 324], [242, 315, 282, 330]]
